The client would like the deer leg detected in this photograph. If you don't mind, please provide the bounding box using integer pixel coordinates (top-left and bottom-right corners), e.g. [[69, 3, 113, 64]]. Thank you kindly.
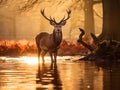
[[50, 61, 54, 70], [54, 51, 57, 63], [41, 51, 47, 63], [49, 52, 54, 63], [38, 49, 41, 64]]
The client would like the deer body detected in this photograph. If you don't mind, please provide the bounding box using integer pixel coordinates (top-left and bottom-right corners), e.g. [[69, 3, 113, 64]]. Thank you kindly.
[[36, 9, 71, 63]]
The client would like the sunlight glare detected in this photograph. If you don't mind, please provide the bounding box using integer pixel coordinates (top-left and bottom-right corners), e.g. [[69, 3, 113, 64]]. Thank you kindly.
[[20, 56, 38, 65], [20, 56, 52, 65], [21, 56, 74, 65]]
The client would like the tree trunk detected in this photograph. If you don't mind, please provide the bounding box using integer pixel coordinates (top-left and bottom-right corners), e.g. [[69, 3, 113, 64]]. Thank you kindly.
[[84, 0, 95, 34], [99, 0, 120, 41]]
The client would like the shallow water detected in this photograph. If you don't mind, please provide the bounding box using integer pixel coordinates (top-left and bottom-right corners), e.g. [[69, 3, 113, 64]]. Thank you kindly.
[[0, 56, 120, 90]]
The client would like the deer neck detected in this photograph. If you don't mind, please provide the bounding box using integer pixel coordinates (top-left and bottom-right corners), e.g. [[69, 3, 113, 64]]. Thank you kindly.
[[53, 30, 62, 46]]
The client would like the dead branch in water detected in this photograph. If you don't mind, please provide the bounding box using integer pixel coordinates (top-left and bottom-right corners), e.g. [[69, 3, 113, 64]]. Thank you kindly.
[[77, 28, 94, 52]]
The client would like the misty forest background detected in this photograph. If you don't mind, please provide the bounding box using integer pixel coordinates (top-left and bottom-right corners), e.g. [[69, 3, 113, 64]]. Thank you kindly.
[[0, 0, 102, 40]]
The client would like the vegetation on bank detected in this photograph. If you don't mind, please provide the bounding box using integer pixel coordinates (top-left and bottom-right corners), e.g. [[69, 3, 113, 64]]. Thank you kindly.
[[0, 39, 90, 56]]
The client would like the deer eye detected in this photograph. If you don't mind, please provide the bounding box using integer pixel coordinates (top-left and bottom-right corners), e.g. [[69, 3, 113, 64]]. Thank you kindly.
[[60, 21, 66, 25], [50, 20, 56, 25]]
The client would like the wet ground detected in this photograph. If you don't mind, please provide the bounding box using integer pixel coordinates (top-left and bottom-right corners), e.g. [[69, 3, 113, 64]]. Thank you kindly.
[[0, 56, 120, 90]]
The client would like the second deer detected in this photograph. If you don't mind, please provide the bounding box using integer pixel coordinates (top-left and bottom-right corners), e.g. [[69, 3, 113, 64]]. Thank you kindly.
[[35, 9, 71, 63]]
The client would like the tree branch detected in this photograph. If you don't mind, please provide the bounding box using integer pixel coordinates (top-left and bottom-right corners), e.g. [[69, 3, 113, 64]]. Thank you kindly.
[[77, 28, 94, 52], [93, 8, 103, 19], [19, 0, 39, 12], [90, 33, 99, 45]]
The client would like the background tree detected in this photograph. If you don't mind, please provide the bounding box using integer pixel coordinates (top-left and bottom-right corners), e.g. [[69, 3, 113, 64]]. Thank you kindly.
[[84, 0, 95, 34], [0, 0, 17, 39], [69, 0, 102, 39], [84, 0, 102, 34], [99, 0, 120, 41]]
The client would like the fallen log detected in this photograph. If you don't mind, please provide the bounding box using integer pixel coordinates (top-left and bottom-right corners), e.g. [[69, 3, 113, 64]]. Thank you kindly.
[[77, 28, 120, 62]]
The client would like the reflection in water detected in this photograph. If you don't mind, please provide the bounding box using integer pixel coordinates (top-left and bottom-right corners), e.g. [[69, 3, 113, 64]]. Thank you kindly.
[[36, 63, 62, 90], [101, 64, 120, 90], [59, 62, 103, 90], [0, 56, 120, 90], [0, 59, 37, 90]]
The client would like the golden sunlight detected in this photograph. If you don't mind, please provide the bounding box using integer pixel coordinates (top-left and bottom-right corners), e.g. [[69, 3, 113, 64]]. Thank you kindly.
[[20, 56, 53, 65], [20, 56, 38, 65], [20, 56, 73, 64]]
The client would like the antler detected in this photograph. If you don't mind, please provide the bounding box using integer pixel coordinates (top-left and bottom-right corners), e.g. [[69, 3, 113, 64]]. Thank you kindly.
[[59, 9, 71, 23], [41, 9, 52, 21], [41, 9, 71, 24], [41, 9, 58, 24], [64, 9, 71, 21]]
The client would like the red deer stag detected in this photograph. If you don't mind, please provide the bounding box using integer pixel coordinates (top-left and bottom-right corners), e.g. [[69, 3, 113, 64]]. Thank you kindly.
[[35, 9, 71, 63]]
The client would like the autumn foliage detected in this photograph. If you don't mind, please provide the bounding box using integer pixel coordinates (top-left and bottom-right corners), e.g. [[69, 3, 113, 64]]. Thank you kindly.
[[0, 39, 89, 56]]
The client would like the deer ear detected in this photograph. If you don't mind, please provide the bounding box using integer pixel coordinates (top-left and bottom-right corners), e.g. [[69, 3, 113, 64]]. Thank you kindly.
[[50, 20, 56, 26], [60, 20, 66, 25]]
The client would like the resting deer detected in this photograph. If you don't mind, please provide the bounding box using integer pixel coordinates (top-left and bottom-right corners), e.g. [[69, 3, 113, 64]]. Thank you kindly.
[[35, 9, 71, 63]]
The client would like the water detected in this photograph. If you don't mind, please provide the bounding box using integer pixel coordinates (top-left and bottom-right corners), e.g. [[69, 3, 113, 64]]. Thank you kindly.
[[0, 56, 120, 90]]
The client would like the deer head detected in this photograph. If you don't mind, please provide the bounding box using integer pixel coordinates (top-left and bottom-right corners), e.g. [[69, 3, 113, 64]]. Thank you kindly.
[[40, 9, 71, 32]]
